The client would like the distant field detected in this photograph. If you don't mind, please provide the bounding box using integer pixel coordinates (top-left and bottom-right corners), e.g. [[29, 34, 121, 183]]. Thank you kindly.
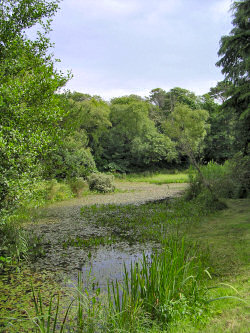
[[122, 172, 189, 184]]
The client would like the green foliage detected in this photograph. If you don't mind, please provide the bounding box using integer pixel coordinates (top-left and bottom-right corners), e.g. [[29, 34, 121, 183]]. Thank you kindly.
[[61, 93, 111, 166], [100, 95, 176, 172], [202, 94, 234, 163], [43, 132, 97, 180], [216, 0, 250, 83], [109, 237, 210, 328], [187, 156, 250, 201], [0, 0, 69, 213], [87, 173, 115, 193], [164, 103, 209, 159], [0, 221, 28, 267], [226, 152, 250, 198], [149, 87, 202, 114], [66, 177, 87, 198], [208, 81, 233, 104], [44, 180, 73, 202], [216, 0, 250, 154]]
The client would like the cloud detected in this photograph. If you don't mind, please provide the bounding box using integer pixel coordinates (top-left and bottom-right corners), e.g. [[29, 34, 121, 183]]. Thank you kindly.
[[141, 0, 182, 25], [210, 0, 233, 21], [52, 0, 233, 100], [62, 0, 140, 19], [60, 0, 182, 24], [181, 79, 219, 96]]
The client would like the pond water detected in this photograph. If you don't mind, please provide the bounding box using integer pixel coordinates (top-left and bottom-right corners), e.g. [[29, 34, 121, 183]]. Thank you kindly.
[[67, 242, 155, 291], [26, 183, 186, 291]]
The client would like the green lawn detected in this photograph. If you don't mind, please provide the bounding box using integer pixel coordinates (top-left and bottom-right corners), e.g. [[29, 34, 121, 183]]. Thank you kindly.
[[120, 172, 189, 184], [177, 199, 250, 333]]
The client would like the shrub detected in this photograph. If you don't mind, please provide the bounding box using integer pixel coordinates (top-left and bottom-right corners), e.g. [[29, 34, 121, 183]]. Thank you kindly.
[[87, 173, 115, 193], [186, 155, 250, 201]]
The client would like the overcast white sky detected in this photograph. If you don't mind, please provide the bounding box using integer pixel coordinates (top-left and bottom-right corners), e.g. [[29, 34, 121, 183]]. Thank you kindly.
[[50, 0, 233, 99]]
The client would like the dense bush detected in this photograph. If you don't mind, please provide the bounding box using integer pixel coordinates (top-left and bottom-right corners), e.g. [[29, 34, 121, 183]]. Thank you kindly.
[[187, 154, 250, 201], [87, 173, 115, 193], [43, 133, 97, 180]]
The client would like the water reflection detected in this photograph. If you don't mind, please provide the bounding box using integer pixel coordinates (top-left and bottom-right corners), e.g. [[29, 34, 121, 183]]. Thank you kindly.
[[69, 243, 154, 291]]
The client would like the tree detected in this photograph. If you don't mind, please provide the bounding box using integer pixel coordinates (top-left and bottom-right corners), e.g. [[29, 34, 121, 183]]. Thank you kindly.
[[165, 87, 202, 111], [149, 88, 168, 110], [100, 96, 176, 172], [216, 0, 250, 154], [0, 0, 69, 211], [43, 132, 96, 179], [164, 104, 217, 196], [201, 94, 234, 163], [60, 92, 111, 167], [209, 81, 233, 104]]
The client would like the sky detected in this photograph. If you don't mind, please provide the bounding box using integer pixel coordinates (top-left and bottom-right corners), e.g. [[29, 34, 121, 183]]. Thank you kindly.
[[49, 0, 234, 100]]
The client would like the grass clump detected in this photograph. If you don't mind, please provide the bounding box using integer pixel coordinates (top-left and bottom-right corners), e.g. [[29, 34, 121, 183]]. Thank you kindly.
[[66, 177, 88, 198], [108, 236, 211, 330], [44, 180, 74, 202]]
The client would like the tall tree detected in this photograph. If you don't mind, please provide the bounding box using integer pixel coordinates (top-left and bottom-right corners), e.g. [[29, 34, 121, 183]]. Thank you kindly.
[[201, 94, 234, 163], [216, 0, 250, 154], [0, 0, 69, 211], [100, 96, 176, 172], [164, 104, 220, 198]]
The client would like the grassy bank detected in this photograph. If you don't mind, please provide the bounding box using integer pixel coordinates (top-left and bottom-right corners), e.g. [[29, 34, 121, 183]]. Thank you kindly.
[[183, 199, 250, 333]]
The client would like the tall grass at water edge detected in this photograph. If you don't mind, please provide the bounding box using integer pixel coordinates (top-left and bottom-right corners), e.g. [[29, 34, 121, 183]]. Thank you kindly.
[[108, 236, 211, 330], [30, 235, 245, 332], [30, 237, 213, 332]]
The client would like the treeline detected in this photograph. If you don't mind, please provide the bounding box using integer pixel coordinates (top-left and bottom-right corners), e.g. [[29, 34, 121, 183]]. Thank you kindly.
[[45, 87, 233, 179], [0, 0, 249, 215]]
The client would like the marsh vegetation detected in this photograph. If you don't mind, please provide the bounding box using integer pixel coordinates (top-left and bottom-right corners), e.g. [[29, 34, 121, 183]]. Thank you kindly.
[[1, 0, 249, 331]]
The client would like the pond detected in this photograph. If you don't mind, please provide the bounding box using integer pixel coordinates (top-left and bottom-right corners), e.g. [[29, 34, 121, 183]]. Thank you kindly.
[[67, 242, 154, 291], [25, 182, 186, 288]]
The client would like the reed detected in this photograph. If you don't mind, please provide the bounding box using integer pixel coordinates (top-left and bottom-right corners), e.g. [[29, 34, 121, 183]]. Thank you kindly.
[[31, 285, 73, 332], [108, 236, 209, 327]]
